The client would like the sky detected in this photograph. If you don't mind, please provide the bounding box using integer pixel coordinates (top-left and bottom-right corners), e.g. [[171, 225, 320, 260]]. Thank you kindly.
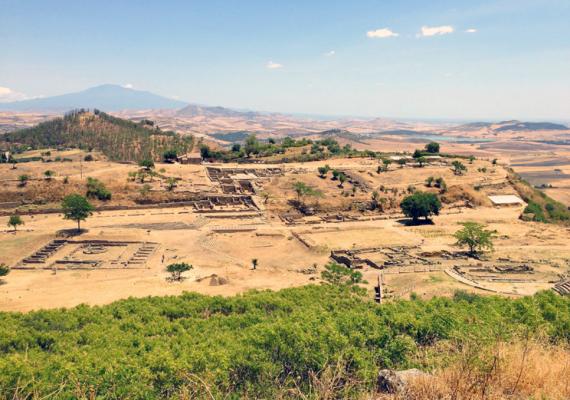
[[1, 0, 569, 121]]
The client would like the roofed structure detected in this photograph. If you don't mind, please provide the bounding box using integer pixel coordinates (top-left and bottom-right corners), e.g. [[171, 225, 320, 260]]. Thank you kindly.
[[488, 194, 524, 206]]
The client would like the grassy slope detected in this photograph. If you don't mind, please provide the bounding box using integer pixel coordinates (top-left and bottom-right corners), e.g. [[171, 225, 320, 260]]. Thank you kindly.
[[0, 285, 568, 399]]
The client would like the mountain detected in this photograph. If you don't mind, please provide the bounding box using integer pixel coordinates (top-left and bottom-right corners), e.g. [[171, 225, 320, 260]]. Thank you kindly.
[[0, 84, 187, 112], [0, 109, 193, 161], [177, 104, 260, 119]]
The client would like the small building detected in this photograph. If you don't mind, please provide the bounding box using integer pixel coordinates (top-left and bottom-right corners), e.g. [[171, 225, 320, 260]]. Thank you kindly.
[[177, 153, 202, 165], [488, 194, 524, 206]]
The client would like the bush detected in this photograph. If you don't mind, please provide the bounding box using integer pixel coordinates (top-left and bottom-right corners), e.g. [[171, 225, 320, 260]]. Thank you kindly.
[[84, 154, 94, 161], [425, 142, 440, 153], [0, 287, 567, 398], [86, 177, 112, 201]]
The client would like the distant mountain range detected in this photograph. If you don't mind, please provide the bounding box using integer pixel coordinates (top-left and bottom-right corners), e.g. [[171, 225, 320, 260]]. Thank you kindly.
[[0, 84, 188, 112]]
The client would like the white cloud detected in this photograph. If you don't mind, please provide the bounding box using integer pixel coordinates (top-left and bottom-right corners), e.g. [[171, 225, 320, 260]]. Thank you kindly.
[[122, 83, 134, 89], [366, 28, 399, 38], [465, 28, 477, 33], [0, 86, 28, 103], [324, 50, 336, 57], [418, 25, 454, 37], [266, 61, 283, 69]]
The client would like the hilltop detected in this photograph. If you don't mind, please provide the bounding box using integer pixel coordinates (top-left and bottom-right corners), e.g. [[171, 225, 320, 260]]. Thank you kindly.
[[0, 84, 187, 112], [0, 109, 193, 162]]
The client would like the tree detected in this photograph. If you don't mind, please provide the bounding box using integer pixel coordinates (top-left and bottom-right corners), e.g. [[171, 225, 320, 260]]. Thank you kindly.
[[317, 165, 330, 178], [0, 264, 9, 281], [454, 222, 496, 255], [84, 154, 94, 162], [468, 155, 476, 164], [292, 182, 322, 206], [138, 159, 155, 171], [163, 150, 178, 162], [61, 194, 94, 232], [166, 177, 177, 191], [18, 174, 29, 187], [492, 158, 498, 165], [44, 170, 54, 180], [417, 157, 427, 167], [338, 173, 347, 188], [413, 149, 423, 159], [166, 262, 192, 281], [231, 143, 241, 152], [321, 262, 366, 291], [8, 215, 23, 232], [371, 190, 386, 211], [425, 176, 435, 187], [244, 134, 259, 157], [382, 159, 392, 171], [434, 177, 447, 193], [400, 192, 441, 224], [452, 160, 467, 175], [200, 145, 212, 159], [331, 170, 340, 180], [398, 158, 407, 168], [425, 142, 440, 154]]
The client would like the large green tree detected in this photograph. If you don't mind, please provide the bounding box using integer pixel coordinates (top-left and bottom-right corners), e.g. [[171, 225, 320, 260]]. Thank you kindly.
[[454, 222, 496, 255], [400, 192, 441, 224], [61, 194, 94, 232]]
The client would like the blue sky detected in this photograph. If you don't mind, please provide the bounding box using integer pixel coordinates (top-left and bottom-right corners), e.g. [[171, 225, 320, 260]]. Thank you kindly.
[[1, 0, 569, 120]]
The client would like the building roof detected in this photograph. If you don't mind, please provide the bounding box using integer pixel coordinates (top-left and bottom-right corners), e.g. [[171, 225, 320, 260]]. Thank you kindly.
[[488, 195, 524, 205]]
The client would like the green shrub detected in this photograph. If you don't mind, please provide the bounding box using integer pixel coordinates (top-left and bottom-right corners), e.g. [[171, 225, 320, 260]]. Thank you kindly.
[[86, 177, 112, 201]]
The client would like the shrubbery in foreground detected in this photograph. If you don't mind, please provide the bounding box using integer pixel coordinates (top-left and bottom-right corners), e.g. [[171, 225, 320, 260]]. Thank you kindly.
[[0, 286, 568, 398]]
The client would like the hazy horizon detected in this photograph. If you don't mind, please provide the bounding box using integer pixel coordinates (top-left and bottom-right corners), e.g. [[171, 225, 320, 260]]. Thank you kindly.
[[1, 0, 569, 120]]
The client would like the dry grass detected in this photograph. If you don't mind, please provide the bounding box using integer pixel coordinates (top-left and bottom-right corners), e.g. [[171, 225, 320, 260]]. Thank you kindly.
[[377, 339, 570, 400]]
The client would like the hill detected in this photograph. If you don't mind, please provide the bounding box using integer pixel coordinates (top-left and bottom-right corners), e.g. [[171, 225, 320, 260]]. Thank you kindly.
[[458, 120, 568, 132], [0, 84, 187, 112], [177, 103, 260, 118], [0, 109, 193, 162]]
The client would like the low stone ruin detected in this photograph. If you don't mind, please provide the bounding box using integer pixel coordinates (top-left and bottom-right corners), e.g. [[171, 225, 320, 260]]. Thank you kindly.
[[15, 240, 159, 270], [331, 246, 443, 270], [21, 240, 66, 264]]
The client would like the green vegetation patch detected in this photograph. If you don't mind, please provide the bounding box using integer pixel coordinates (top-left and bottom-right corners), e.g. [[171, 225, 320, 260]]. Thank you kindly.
[[0, 286, 568, 398]]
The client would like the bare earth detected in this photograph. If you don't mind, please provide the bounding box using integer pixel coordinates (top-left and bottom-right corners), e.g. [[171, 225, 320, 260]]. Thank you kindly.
[[2, 146, 570, 312]]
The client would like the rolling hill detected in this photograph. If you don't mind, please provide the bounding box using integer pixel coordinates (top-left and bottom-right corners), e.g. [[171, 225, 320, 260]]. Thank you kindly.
[[459, 120, 568, 132], [0, 84, 187, 112], [176, 104, 260, 119], [0, 109, 193, 162]]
